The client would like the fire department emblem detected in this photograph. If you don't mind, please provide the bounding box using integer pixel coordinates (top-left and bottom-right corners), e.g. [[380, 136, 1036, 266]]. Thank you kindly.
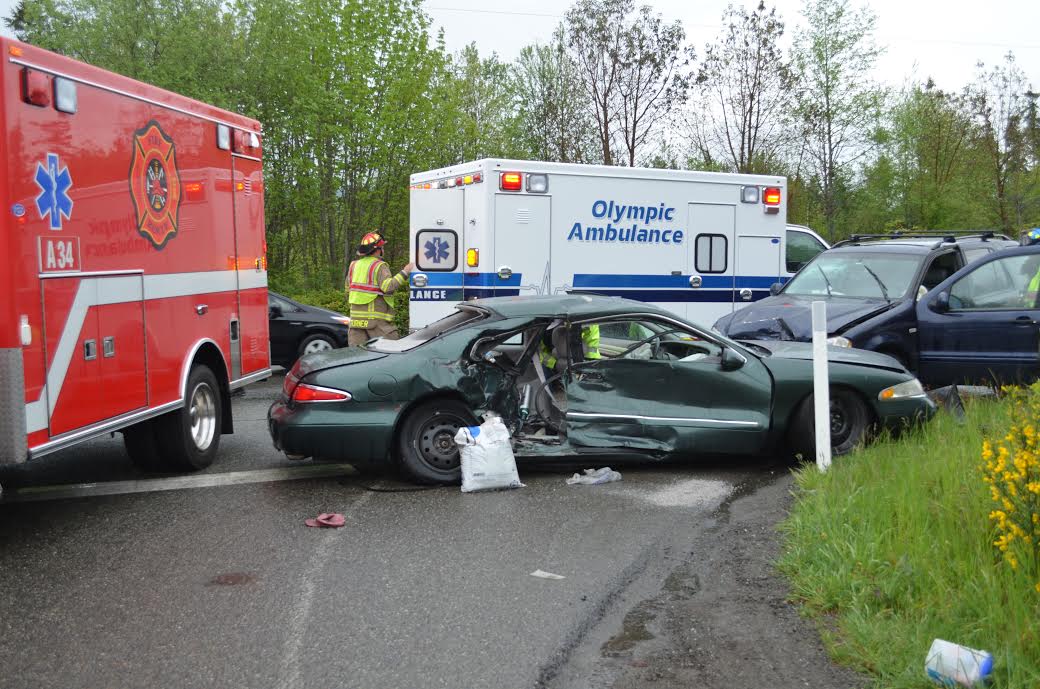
[[129, 120, 181, 249]]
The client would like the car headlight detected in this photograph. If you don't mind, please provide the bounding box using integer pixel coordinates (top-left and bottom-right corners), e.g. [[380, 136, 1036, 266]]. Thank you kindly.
[[878, 378, 926, 401], [827, 336, 852, 348], [330, 316, 350, 325]]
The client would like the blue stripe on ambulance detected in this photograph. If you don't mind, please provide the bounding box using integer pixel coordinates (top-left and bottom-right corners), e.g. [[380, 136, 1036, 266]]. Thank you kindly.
[[409, 273, 789, 301]]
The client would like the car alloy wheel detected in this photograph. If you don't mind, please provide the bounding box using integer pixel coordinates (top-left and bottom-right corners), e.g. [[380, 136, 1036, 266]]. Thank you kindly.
[[303, 338, 334, 355]]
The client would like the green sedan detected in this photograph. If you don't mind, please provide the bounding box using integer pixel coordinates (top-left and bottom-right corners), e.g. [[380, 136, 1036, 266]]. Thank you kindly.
[[268, 295, 935, 484]]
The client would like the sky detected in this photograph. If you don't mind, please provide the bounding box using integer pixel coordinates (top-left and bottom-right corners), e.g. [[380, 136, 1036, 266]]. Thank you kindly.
[[0, 0, 1035, 92], [423, 0, 1040, 93]]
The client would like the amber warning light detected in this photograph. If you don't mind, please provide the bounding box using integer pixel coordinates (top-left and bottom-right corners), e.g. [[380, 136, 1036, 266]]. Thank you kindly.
[[500, 172, 522, 191]]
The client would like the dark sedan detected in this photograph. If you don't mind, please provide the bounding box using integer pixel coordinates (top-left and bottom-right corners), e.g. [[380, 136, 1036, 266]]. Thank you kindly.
[[269, 295, 935, 484], [268, 291, 351, 368]]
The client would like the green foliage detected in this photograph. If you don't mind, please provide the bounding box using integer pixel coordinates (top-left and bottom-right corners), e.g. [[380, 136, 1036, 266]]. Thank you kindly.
[[779, 400, 1040, 688]]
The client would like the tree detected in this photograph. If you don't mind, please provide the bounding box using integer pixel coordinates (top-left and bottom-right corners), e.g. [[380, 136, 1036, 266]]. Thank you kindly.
[[615, 5, 687, 167], [565, 0, 630, 165], [695, 1, 791, 173], [792, 0, 885, 240], [967, 53, 1036, 232], [510, 29, 598, 163], [451, 44, 513, 161]]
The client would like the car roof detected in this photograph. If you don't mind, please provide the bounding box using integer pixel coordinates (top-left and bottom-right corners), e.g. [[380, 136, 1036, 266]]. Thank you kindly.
[[468, 294, 670, 319]]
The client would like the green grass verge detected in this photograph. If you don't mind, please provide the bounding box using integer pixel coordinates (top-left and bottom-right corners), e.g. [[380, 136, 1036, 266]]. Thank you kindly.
[[777, 398, 1040, 688]]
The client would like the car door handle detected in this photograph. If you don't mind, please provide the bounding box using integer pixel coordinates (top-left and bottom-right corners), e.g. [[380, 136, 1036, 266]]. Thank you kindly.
[[1009, 316, 1036, 325]]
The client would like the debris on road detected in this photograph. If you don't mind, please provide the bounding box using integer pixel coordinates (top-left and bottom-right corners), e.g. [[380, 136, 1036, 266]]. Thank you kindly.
[[530, 569, 566, 580], [925, 639, 994, 688], [566, 467, 622, 485], [304, 513, 346, 528], [455, 414, 524, 493]]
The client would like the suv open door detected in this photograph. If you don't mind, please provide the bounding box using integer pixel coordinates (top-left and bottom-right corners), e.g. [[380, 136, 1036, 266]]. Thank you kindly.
[[916, 246, 1040, 386]]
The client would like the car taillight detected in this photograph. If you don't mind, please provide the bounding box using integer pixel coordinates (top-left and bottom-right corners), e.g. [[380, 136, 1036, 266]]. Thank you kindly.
[[292, 383, 352, 403], [282, 370, 299, 398]]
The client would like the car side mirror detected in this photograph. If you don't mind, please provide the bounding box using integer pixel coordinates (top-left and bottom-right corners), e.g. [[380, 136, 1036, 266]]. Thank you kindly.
[[932, 291, 950, 313], [269, 304, 283, 318], [769, 282, 783, 296], [721, 346, 747, 372]]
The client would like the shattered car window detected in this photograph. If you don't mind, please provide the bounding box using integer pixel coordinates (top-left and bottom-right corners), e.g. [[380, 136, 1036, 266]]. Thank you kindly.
[[368, 307, 486, 352]]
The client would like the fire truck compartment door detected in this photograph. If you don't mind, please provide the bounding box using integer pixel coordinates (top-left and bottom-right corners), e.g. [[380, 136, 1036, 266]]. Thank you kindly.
[[44, 275, 146, 437]]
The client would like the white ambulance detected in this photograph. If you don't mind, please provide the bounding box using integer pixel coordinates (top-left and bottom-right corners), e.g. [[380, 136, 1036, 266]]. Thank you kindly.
[[407, 159, 827, 328]]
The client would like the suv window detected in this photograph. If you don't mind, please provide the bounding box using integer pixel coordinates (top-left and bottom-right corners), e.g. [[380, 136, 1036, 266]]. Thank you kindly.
[[784, 252, 921, 299], [786, 230, 827, 273], [950, 254, 1039, 310], [921, 252, 961, 291]]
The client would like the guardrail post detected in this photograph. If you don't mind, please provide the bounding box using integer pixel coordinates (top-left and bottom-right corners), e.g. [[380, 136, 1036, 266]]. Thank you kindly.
[[811, 300, 832, 471]]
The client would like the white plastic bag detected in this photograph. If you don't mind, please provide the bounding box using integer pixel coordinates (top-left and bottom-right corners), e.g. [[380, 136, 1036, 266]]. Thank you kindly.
[[566, 467, 622, 485], [454, 414, 523, 493]]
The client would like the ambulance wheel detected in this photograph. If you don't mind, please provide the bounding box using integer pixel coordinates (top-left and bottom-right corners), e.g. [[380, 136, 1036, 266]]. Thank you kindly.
[[157, 365, 222, 471], [396, 400, 475, 485], [298, 333, 336, 358], [123, 420, 164, 473]]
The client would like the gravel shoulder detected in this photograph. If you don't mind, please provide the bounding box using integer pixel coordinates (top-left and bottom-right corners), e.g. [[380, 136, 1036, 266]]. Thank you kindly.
[[546, 471, 867, 689]]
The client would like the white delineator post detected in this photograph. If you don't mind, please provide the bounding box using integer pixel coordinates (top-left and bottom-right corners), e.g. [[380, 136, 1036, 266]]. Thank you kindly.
[[811, 301, 832, 471]]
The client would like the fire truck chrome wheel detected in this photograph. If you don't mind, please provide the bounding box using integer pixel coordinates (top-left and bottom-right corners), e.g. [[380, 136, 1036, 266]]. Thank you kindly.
[[189, 381, 218, 452]]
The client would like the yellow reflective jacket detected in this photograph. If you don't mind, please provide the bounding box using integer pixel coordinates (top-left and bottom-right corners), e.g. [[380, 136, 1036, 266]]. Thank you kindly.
[[346, 256, 408, 324]]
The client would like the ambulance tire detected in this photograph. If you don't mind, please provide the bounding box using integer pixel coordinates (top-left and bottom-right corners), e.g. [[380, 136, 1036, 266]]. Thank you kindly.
[[157, 365, 223, 471], [123, 420, 164, 473], [396, 400, 476, 485]]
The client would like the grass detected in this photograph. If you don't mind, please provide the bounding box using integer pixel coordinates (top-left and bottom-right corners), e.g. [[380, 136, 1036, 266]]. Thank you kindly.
[[777, 396, 1040, 688]]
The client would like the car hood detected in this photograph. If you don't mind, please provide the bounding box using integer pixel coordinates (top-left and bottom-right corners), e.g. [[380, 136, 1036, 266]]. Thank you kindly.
[[294, 345, 388, 377], [747, 339, 905, 372], [716, 295, 894, 340]]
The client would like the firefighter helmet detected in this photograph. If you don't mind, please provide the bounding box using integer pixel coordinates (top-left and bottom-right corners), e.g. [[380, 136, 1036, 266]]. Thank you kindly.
[[357, 231, 387, 256]]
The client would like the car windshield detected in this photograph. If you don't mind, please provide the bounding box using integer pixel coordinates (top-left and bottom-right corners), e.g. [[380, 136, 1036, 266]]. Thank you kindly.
[[784, 252, 922, 300], [368, 307, 486, 352]]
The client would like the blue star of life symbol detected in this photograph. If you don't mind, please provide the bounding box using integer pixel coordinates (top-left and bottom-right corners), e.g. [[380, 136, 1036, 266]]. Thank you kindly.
[[35, 153, 73, 230], [424, 236, 450, 264]]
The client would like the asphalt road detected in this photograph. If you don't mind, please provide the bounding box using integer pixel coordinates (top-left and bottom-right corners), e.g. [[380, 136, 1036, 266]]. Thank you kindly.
[[0, 376, 858, 689]]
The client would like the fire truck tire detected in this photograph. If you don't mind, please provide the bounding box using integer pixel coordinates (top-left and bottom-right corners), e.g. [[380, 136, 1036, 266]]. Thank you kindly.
[[123, 421, 164, 473], [157, 365, 222, 471]]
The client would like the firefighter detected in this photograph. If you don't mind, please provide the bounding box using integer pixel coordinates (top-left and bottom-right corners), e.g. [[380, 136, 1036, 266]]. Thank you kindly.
[[346, 232, 414, 346], [539, 324, 601, 371], [1023, 228, 1040, 307]]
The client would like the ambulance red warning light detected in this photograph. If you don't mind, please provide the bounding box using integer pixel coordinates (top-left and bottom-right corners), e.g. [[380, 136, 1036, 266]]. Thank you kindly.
[[0, 38, 270, 472]]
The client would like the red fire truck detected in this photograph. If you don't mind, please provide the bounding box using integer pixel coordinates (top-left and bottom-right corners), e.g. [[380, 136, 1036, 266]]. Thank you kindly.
[[0, 39, 270, 472]]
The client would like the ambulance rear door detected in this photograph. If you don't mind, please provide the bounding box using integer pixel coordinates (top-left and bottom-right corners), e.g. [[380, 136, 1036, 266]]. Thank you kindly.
[[410, 187, 463, 328]]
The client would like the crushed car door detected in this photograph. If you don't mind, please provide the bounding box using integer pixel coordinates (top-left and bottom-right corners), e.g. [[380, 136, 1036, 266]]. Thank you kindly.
[[562, 317, 773, 455], [917, 250, 1040, 385]]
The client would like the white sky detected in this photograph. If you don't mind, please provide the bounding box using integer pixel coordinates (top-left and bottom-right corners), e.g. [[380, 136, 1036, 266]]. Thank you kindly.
[[424, 0, 1040, 93], [0, 0, 1035, 92]]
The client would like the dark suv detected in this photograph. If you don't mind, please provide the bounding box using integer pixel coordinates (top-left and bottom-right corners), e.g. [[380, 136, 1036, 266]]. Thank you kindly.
[[713, 232, 1017, 371]]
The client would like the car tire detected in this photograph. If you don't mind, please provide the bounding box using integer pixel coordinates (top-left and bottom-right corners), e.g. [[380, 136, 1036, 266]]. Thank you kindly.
[[789, 388, 872, 458], [123, 420, 164, 473], [298, 333, 336, 359], [396, 400, 476, 485], [154, 365, 223, 471]]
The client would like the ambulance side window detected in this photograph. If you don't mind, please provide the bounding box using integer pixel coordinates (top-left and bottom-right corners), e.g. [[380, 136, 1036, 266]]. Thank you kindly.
[[695, 234, 727, 273]]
